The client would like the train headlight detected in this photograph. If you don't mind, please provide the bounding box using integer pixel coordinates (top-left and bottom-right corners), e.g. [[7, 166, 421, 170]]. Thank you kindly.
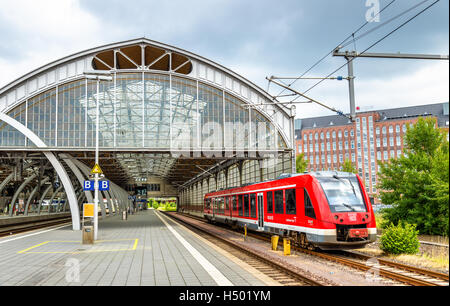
[[334, 215, 339, 220], [365, 214, 369, 219]]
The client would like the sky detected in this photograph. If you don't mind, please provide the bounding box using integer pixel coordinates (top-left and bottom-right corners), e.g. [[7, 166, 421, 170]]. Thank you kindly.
[[0, 0, 448, 119]]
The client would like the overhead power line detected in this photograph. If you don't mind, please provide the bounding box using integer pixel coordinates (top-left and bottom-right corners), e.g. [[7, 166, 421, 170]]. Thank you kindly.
[[273, 0, 397, 98], [290, 0, 442, 102]]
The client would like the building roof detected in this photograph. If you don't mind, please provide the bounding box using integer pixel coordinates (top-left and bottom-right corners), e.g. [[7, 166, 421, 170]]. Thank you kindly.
[[295, 102, 449, 133]]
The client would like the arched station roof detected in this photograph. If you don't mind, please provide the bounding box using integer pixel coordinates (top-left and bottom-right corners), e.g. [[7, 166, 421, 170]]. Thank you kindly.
[[0, 38, 295, 187], [0, 38, 294, 150]]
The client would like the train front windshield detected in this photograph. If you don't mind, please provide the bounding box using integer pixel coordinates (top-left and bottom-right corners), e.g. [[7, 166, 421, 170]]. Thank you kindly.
[[317, 176, 367, 213]]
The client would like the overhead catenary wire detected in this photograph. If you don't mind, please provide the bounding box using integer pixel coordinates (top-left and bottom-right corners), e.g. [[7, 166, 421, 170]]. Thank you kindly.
[[290, 0, 441, 103], [273, 0, 397, 98]]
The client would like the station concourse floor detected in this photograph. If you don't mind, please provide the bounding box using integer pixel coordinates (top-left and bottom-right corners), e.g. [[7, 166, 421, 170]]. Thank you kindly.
[[0, 209, 270, 286]]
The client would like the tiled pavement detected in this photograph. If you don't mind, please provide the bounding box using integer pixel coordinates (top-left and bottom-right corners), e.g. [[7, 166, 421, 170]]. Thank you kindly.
[[0, 209, 267, 286]]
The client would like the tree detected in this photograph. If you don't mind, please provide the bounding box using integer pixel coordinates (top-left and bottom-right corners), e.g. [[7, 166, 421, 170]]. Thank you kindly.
[[341, 159, 357, 173], [377, 117, 449, 236], [296, 153, 308, 173]]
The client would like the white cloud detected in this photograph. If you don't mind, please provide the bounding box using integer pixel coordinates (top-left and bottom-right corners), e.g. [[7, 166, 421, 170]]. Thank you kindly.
[[0, 0, 125, 88]]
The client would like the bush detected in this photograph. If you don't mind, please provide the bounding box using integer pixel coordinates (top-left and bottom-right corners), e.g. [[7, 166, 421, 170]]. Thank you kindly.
[[380, 222, 420, 255]]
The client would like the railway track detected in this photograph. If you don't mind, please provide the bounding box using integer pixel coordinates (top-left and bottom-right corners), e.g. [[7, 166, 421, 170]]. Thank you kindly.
[[177, 212, 449, 286], [162, 212, 324, 286], [0, 216, 72, 238]]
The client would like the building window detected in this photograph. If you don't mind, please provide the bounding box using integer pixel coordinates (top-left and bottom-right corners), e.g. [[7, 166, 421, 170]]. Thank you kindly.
[[350, 129, 354, 137], [383, 151, 388, 160], [338, 131, 342, 138], [320, 132, 324, 140], [321, 143, 325, 151], [397, 149, 402, 157], [402, 124, 407, 132], [309, 133, 313, 141], [344, 130, 348, 137], [339, 154, 343, 163], [396, 125, 400, 133], [396, 136, 401, 146], [382, 126, 386, 134], [390, 150, 395, 158], [389, 125, 393, 133], [376, 127, 380, 135], [326, 131, 330, 139], [310, 144, 313, 152], [339, 142, 343, 150], [327, 155, 331, 163], [351, 141, 355, 149], [333, 154, 337, 163], [377, 151, 381, 160], [333, 142, 336, 150], [383, 137, 387, 146], [304, 134, 307, 141], [332, 131, 336, 138], [315, 133, 319, 140], [315, 143, 319, 151], [389, 137, 394, 147], [345, 141, 348, 149], [352, 153, 355, 162], [376, 138, 380, 148], [298, 144, 302, 152], [327, 142, 330, 151]]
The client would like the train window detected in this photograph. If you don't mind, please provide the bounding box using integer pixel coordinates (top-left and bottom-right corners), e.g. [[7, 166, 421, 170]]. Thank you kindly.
[[243, 194, 249, 217], [232, 196, 237, 211], [205, 198, 211, 210], [250, 194, 256, 218], [239, 195, 244, 216], [225, 197, 229, 211], [304, 189, 316, 219], [317, 176, 367, 212], [267, 191, 273, 213], [274, 190, 284, 214], [285, 189, 296, 215]]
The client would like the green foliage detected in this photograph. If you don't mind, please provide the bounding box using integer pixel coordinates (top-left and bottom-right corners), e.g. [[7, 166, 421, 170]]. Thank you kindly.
[[340, 159, 357, 173], [380, 222, 420, 255], [296, 153, 308, 173], [377, 117, 449, 236]]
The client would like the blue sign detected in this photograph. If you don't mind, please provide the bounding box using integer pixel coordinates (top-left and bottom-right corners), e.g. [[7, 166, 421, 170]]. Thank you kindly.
[[83, 180, 109, 191], [100, 180, 109, 191]]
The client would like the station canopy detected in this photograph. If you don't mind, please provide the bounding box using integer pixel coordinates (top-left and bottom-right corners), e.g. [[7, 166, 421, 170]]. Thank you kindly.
[[0, 38, 295, 187]]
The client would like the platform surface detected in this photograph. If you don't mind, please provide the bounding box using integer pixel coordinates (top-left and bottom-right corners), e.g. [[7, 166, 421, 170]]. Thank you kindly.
[[0, 209, 269, 286]]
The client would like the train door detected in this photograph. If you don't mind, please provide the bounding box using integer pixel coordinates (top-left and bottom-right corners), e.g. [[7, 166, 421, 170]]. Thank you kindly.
[[257, 192, 264, 230]]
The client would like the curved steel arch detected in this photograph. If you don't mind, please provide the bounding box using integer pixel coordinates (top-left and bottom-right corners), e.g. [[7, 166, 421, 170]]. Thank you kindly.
[[0, 112, 80, 230]]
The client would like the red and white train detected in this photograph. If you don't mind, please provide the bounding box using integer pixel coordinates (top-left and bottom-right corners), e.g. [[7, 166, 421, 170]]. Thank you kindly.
[[204, 171, 377, 250]]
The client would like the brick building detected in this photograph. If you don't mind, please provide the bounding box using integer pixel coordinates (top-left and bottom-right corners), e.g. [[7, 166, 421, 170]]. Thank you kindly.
[[294, 102, 449, 202]]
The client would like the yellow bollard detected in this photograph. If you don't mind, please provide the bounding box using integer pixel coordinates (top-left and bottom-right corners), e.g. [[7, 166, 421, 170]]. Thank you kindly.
[[244, 224, 247, 241], [283, 238, 291, 256], [271, 235, 279, 251]]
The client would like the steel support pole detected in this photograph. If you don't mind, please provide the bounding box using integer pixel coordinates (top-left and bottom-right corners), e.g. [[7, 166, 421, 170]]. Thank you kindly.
[[94, 79, 100, 240], [346, 55, 356, 121]]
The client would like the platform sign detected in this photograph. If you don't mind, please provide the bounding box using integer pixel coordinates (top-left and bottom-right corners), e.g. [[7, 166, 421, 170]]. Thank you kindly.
[[83, 180, 94, 191], [84, 180, 109, 191], [83, 203, 95, 218], [99, 180, 109, 191]]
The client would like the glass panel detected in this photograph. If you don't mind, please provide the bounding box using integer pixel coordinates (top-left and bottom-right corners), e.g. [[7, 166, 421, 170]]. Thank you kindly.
[[317, 176, 367, 212]]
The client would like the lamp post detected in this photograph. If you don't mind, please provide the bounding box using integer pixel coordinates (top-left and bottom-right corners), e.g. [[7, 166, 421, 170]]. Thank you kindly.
[[84, 72, 113, 240]]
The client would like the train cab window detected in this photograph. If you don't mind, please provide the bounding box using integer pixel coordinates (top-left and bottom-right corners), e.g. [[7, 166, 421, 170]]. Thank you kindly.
[[243, 194, 249, 217], [205, 198, 211, 210], [267, 191, 273, 214], [232, 196, 237, 211], [274, 190, 284, 214], [239, 195, 244, 216], [250, 194, 256, 218], [285, 189, 296, 215], [304, 189, 316, 219]]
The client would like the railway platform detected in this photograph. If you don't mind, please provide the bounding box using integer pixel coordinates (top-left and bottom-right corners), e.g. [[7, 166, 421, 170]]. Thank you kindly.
[[0, 209, 272, 286]]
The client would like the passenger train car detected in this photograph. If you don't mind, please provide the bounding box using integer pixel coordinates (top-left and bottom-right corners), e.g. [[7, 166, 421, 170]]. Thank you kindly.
[[204, 171, 377, 250]]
